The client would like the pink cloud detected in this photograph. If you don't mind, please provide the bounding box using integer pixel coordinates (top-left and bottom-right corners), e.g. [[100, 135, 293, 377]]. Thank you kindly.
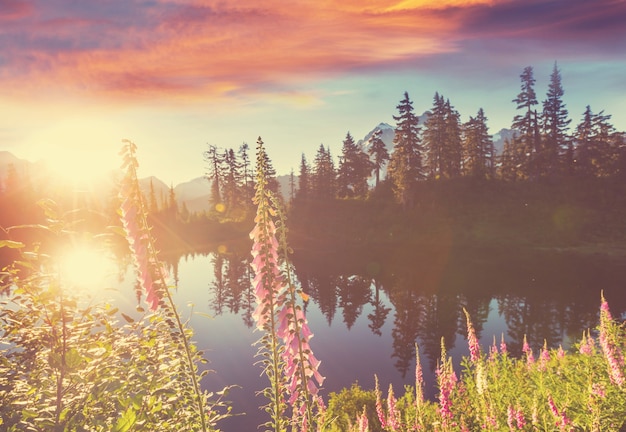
[[0, 0, 33, 21], [0, 0, 623, 102]]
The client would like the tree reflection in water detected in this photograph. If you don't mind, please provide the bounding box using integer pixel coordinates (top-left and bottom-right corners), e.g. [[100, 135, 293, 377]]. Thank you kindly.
[[175, 242, 626, 378]]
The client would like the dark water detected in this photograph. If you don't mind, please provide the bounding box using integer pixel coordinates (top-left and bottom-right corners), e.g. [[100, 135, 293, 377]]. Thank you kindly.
[[114, 243, 626, 431]]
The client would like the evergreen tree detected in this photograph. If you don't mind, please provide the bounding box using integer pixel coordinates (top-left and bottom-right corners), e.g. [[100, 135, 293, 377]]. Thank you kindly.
[[312, 144, 336, 199], [203, 144, 223, 207], [541, 62, 571, 175], [387, 92, 424, 208], [221, 148, 243, 214], [367, 128, 389, 188], [499, 137, 526, 181], [297, 153, 311, 200], [148, 179, 159, 213], [259, 145, 280, 196], [424, 93, 462, 179], [238, 142, 253, 205], [424, 92, 447, 179], [337, 132, 372, 198], [443, 98, 463, 178], [288, 168, 296, 202], [462, 108, 494, 179], [166, 184, 179, 223], [574, 106, 622, 177], [511, 66, 539, 179]]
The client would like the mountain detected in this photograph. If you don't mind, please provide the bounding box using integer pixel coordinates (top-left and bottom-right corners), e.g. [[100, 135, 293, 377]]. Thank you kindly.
[[492, 128, 517, 155], [356, 123, 395, 186], [0, 151, 32, 188]]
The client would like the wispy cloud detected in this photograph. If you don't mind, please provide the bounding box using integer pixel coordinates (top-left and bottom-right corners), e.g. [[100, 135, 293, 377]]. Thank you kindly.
[[0, 0, 623, 102]]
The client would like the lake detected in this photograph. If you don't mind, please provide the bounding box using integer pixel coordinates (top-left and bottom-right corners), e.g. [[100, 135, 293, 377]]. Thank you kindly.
[[109, 242, 626, 431]]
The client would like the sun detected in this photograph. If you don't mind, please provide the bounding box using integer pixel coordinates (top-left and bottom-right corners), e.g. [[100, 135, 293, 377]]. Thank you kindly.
[[59, 245, 116, 291]]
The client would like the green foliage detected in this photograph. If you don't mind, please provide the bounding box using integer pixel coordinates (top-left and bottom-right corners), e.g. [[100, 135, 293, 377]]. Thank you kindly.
[[323, 304, 625, 432], [0, 248, 228, 431], [326, 384, 378, 431]]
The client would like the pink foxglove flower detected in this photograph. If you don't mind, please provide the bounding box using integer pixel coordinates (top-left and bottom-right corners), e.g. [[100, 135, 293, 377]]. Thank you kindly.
[[463, 308, 480, 362], [386, 384, 400, 431], [598, 295, 625, 387], [415, 345, 424, 406], [375, 375, 387, 429], [436, 343, 457, 427], [357, 406, 369, 432]]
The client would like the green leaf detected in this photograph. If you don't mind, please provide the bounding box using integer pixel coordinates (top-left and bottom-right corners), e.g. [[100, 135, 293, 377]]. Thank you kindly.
[[112, 408, 136, 432], [121, 313, 135, 323], [0, 240, 25, 249]]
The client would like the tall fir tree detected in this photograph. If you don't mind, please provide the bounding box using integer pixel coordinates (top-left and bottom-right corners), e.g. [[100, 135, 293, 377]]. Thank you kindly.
[[511, 66, 540, 179], [204, 144, 223, 207], [541, 62, 571, 176], [238, 142, 253, 205], [367, 127, 390, 188], [312, 144, 336, 200], [387, 92, 424, 207], [443, 99, 463, 178], [462, 108, 494, 179], [297, 153, 311, 200], [337, 132, 372, 198], [574, 106, 622, 177], [221, 148, 244, 214]]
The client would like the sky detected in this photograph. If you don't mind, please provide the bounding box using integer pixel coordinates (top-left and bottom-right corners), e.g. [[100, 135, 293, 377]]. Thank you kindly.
[[1, 0, 625, 185]]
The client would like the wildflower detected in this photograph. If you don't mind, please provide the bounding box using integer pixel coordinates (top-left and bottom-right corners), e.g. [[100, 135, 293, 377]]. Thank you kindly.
[[374, 378, 384, 426], [547, 394, 571, 431], [591, 383, 605, 399], [507, 406, 515, 431], [476, 362, 487, 395], [356, 406, 369, 432], [598, 295, 625, 387], [538, 340, 550, 371], [579, 330, 595, 356], [415, 345, 424, 407], [515, 406, 526, 429], [463, 308, 480, 362], [118, 141, 163, 310], [489, 335, 498, 360], [500, 334, 508, 355], [522, 335, 535, 365], [437, 338, 457, 426], [386, 384, 400, 431], [557, 345, 565, 360]]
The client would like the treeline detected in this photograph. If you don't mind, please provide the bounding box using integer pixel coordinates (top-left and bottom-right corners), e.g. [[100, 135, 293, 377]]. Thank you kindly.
[[2, 63, 625, 252], [293, 63, 625, 209]]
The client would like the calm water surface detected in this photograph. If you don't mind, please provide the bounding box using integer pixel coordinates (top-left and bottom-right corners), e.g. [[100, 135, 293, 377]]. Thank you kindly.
[[110, 244, 626, 431]]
